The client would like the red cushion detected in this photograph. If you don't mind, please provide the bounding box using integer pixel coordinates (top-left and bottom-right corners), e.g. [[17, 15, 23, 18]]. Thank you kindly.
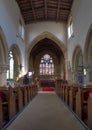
[[87, 90, 92, 97], [84, 90, 92, 100]]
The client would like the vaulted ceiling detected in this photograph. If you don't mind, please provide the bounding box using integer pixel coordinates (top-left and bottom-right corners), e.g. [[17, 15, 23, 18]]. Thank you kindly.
[[16, 0, 74, 24]]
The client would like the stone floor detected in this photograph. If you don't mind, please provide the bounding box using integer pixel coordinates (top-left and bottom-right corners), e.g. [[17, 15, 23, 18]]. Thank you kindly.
[[5, 91, 86, 130]]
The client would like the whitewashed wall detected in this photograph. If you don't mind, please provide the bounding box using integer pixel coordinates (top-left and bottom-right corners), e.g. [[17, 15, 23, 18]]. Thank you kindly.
[[0, 0, 25, 67], [68, 0, 92, 66], [26, 22, 67, 46]]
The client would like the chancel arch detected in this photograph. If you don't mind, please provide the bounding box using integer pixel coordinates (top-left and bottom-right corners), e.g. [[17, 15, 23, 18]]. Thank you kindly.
[[27, 31, 66, 57], [72, 45, 83, 84], [28, 33, 66, 80]]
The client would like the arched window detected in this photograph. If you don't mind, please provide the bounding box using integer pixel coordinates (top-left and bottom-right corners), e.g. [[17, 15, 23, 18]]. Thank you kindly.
[[18, 18, 25, 40], [68, 15, 74, 39], [40, 54, 54, 75], [7, 51, 14, 79]]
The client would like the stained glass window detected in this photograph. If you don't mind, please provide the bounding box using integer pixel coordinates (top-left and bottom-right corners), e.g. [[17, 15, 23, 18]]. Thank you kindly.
[[40, 54, 54, 75]]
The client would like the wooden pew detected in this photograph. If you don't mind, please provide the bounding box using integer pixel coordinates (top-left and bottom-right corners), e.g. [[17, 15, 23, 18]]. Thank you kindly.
[[69, 86, 78, 110], [20, 87, 25, 106], [30, 85, 36, 98], [0, 84, 37, 129], [76, 88, 92, 120], [65, 85, 71, 105], [32, 85, 37, 97], [0, 87, 16, 126], [29, 87, 32, 99], [31, 86, 33, 97], [21, 86, 28, 106], [29, 86, 31, 101], [14, 87, 23, 112], [26, 86, 31, 102], [34, 85, 38, 95], [8, 88, 16, 119], [23, 86, 28, 105], [56, 79, 63, 97], [62, 84, 67, 101], [0, 94, 3, 129], [18, 87, 23, 111], [59, 85, 63, 99], [88, 93, 92, 129]]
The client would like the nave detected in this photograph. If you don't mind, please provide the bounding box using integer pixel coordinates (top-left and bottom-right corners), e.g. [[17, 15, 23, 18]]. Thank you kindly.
[[0, 1, 92, 130], [3, 91, 87, 130]]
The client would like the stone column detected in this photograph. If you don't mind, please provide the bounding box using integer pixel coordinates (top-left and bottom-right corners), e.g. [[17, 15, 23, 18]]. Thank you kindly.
[[86, 68, 92, 85], [65, 58, 68, 80], [71, 68, 73, 83]]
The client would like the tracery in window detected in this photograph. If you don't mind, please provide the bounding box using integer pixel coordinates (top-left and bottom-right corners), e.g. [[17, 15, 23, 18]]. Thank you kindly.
[[7, 51, 14, 79], [40, 54, 54, 75]]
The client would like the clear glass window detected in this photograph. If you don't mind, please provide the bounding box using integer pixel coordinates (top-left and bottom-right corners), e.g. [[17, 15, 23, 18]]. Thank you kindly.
[[7, 51, 14, 79], [68, 16, 74, 39], [19, 19, 25, 40]]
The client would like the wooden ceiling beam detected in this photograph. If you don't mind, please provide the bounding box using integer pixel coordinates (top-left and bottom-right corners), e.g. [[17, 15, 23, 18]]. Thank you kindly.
[[44, 0, 47, 19], [16, 0, 74, 24], [29, 0, 36, 21], [56, 0, 61, 22]]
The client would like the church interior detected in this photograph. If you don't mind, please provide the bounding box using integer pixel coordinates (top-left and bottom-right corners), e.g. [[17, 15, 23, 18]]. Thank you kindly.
[[0, 0, 92, 130]]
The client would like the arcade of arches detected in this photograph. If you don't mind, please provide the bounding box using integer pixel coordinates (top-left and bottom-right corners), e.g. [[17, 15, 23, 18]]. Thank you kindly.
[[0, 26, 92, 86]]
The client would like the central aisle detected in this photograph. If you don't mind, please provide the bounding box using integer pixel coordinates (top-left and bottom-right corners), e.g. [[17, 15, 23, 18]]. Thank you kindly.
[[6, 92, 86, 130]]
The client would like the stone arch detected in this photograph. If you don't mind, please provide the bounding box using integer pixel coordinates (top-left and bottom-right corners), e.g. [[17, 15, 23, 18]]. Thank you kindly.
[[27, 31, 67, 79], [84, 24, 92, 85], [0, 26, 8, 85], [27, 31, 67, 60], [72, 45, 83, 69], [84, 24, 92, 64], [0, 26, 8, 65], [10, 44, 22, 65], [72, 45, 83, 83], [9, 44, 22, 80]]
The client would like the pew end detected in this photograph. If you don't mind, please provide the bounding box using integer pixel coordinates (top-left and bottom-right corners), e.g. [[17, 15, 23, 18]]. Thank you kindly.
[[88, 93, 92, 129]]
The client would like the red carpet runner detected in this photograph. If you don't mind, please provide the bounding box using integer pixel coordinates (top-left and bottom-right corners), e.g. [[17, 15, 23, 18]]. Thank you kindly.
[[42, 87, 54, 91]]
